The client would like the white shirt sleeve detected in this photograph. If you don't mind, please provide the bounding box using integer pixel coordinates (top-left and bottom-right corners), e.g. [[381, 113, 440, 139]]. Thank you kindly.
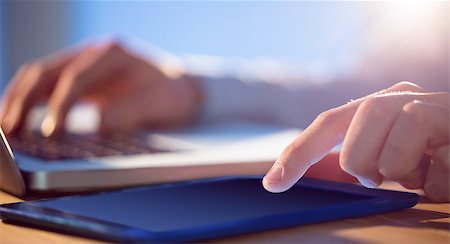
[[195, 75, 384, 128], [195, 47, 447, 128], [192, 6, 448, 128]]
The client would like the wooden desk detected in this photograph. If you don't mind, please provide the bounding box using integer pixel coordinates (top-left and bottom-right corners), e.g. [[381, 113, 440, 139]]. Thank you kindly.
[[1, 183, 449, 244]]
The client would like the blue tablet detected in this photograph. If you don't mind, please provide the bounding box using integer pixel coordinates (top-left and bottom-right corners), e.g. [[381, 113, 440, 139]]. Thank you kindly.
[[0, 176, 418, 242]]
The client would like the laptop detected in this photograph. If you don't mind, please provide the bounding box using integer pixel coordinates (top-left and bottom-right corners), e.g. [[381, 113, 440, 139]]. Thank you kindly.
[[0, 104, 301, 197]]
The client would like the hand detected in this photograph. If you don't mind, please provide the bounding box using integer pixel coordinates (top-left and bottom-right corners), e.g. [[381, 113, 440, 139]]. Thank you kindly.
[[0, 41, 203, 136], [263, 82, 449, 202]]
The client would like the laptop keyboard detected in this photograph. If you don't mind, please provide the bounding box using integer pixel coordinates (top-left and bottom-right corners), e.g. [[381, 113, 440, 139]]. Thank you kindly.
[[8, 132, 171, 161]]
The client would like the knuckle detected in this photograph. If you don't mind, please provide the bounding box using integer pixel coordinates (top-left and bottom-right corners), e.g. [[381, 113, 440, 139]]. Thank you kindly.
[[279, 143, 299, 163], [315, 108, 340, 126], [395, 81, 417, 88], [314, 107, 347, 138], [101, 40, 125, 54], [359, 96, 386, 117], [402, 102, 430, 130], [390, 81, 424, 92], [278, 142, 305, 171], [28, 61, 48, 77]]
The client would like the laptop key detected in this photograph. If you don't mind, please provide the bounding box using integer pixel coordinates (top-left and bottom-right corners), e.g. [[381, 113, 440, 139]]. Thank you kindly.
[[9, 131, 171, 161]]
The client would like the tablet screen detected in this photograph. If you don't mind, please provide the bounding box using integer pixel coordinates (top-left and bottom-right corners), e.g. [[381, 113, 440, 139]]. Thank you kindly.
[[32, 178, 371, 232]]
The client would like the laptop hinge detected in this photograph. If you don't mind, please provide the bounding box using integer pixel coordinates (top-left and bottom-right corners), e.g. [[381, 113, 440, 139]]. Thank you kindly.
[[0, 127, 27, 197]]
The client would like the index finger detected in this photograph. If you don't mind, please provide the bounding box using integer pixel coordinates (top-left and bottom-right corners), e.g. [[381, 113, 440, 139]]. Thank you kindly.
[[262, 81, 426, 193], [263, 102, 359, 192]]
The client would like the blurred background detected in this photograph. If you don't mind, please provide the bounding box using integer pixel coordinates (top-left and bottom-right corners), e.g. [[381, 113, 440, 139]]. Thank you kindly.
[[1, 1, 448, 92]]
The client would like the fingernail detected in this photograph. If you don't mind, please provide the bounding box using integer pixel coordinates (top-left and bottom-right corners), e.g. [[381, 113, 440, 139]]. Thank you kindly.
[[358, 177, 378, 189], [41, 115, 57, 137], [264, 161, 283, 184]]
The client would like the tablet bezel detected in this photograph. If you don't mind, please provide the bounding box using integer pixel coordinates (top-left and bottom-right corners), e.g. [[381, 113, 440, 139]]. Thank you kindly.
[[0, 176, 419, 242]]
